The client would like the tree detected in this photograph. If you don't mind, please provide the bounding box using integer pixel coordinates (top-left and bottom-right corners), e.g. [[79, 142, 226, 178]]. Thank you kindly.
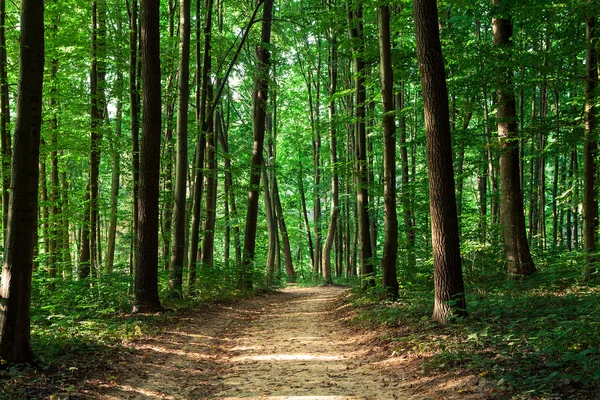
[[133, 0, 162, 313], [378, 3, 399, 298], [168, 0, 191, 297], [347, 0, 374, 287], [583, 1, 598, 279], [414, 0, 466, 324], [0, 0, 45, 363], [239, 0, 273, 290], [492, 0, 535, 277]]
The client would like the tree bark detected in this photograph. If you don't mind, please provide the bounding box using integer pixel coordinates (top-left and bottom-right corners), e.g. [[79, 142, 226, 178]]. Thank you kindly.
[[129, 0, 140, 275], [347, 0, 374, 287], [322, 28, 338, 286], [492, 0, 535, 277], [239, 0, 273, 290], [0, 0, 44, 363], [414, 0, 467, 324], [133, 0, 162, 313], [0, 0, 10, 243], [168, 0, 191, 297], [378, 4, 399, 298]]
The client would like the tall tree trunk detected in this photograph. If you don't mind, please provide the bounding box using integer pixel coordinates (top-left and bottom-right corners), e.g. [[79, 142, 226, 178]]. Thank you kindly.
[[60, 171, 72, 277], [188, 0, 213, 289], [168, 0, 191, 297], [49, 58, 61, 283], [105, 60, 123, 273], [133, 0, 162, 313], [262, 168, 276, 284], [378, 4, 399, 298], [347, 0, 374, 287], [583, 5, 598, 279], [322, 29, 338, 285], [239, 0, 273, 290], [0, 0, 44, 363], [415, 0, 467, 324], [0, 0, 9, 243], [493, 0, 535, 276], [129, 0, 141, 275], [161, 0, 177, 272], [201, 85, 218, 270]]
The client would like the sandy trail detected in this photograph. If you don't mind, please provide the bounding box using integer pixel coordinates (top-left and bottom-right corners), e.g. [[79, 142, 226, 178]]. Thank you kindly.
[[96, 286, 483, 400]]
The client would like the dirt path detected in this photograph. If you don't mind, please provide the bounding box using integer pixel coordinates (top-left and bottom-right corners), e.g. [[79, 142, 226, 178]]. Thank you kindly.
[[94, 286, 484, 400]]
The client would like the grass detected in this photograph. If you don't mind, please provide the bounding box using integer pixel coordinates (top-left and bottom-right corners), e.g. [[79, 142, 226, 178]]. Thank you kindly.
[[344, 254, 600, 399]]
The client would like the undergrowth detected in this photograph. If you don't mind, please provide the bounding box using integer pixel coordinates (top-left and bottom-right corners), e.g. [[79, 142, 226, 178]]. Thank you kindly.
[[346, 253, 600, 399]]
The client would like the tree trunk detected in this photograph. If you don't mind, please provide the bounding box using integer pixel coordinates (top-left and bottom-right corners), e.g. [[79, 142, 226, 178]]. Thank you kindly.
[[168, 0, 191, 297], [0, 0, 10, 243], [188, 0, 213, 290], [414, 0, 467, 324], [322, 29, 338, 286], [347, 0, 374, 287], [201, 85, 218, 271], [129, 0, 140, 275], [273, 177, 295, 281], [299, 161, 315, 271], [378, 4, 399, 298], [133, 0, 162, 313], [584, 6, 598, 279], [0, 0, 44, 363], [105, 63, 123, 273], [239, 0, 273, 290], [492, 0, 535, 276]]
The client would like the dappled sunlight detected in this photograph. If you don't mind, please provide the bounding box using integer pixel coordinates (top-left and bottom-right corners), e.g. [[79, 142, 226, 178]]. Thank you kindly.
[[103, 384, 180, 400], [231, 353, 344, 362], [216, 396, 367, 400]]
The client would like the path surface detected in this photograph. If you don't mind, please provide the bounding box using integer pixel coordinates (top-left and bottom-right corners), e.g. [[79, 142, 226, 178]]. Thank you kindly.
[[96, 286, 484, 400]]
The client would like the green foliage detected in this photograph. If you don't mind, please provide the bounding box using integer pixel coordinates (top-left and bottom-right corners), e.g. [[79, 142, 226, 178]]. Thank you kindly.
[[347, 256, 600, 398]]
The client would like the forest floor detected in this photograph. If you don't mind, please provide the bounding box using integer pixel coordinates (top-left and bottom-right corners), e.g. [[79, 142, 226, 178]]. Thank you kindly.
[[55, 285, 491, 400]]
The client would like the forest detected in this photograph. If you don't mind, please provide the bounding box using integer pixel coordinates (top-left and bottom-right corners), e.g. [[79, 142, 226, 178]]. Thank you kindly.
[[0, 0, 599, 398]]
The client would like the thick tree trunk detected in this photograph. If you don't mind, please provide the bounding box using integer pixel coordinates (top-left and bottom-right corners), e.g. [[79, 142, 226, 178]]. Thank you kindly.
[[262, 168, 276, 284], [133, 0, 162, 313], [239, 0, 273, 290], [168, 0, 191, 297], [584, 7, 598, 279], [378, 4, 399, 298], [492, 0, 535, 277], [0, 0, 44, 364], [414, 0, 466, 324]]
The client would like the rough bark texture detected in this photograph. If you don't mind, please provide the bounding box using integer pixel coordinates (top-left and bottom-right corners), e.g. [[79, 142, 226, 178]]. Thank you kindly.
[[414, 0, 466, 324], [583, 6, 598, 279], [239, 0, 273, 290], [133, 0, 162, 313], [0, 0, 44, 364], [492, 0, 535, 277], [169, 0, 191, 297], [378, 5, 399, 298]]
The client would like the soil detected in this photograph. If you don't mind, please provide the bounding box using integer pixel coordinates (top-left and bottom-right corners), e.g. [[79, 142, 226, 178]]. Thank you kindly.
[[54, 286, 491, 399]]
